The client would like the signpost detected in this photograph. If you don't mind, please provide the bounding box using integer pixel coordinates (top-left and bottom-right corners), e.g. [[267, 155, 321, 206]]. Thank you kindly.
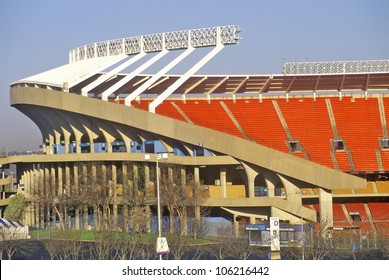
[[269, 217, 281, 260]]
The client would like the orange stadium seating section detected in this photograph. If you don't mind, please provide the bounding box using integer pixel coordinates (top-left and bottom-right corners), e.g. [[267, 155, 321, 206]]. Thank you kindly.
[[121, 96, 388, 174], [111, 95, 389, 226]]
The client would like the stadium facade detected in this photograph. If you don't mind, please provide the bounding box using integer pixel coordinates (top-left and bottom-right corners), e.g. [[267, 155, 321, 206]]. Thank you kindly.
[[1, 25, 389, 237]]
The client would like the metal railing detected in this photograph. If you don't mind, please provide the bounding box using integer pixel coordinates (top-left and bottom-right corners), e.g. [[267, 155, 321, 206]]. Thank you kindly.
[[283, 59, 389, 75]]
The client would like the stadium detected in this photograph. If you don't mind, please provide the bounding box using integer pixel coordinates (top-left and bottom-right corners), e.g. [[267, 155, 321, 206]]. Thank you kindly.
[[1, 25, 389, 248]]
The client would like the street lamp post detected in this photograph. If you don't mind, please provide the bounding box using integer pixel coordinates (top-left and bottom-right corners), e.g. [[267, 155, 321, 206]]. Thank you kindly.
[[145, 153, 169, 260], [156, 154, 162, 241]]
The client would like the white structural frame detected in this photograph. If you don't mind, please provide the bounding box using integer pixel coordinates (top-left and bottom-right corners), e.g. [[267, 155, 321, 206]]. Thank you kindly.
[[125, 47, 195, 106], [100, 50, 169, 101], [284, 59, 389, 75], [76, 25, 240, 101], [149, 43, 224, 113], [69, 25, 240, 63], [81, 52, 147, 96]]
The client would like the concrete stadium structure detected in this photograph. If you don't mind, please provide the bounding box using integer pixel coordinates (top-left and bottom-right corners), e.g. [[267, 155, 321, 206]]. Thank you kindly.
[[1, 26, 389, 237]]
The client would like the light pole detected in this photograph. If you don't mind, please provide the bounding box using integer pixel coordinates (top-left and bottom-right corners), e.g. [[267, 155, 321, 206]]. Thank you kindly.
[[145, 153, 169, 260]]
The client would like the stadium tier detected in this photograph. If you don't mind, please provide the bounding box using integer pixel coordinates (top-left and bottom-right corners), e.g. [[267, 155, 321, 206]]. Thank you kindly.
[[2, 26, 389, 238]]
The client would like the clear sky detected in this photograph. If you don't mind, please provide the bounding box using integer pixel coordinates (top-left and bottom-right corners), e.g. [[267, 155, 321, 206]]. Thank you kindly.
[[0, 0, 388, 152]]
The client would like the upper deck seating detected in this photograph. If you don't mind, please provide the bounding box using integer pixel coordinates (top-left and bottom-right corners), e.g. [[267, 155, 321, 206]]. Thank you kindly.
[[277, 98, 334, 168], [331, 97, 381, 172]]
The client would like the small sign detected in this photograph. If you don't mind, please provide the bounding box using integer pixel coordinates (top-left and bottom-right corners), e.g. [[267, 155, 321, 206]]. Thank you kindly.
[[269, 217, 280, 251], [156, 237, 169, 255]]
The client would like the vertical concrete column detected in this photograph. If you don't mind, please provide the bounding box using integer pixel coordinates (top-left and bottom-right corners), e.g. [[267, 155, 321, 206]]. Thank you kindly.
[[25, 168, 31, 225], [220, 168, 227, 198], [54, 131, 61, 148], [193, 167, 201, 239], [82, 164, 88, 230], [91, 162, 98, 229], [65, 164, 70, 194], [102, 162, 107, 186], [319, 188, 333, 230], [73, 164, 80, 230], [194, 167, 200, 186], [57, 164, 64, 228], [249, 216, 256, 224], [180, 167, 187, 235], [75, 132, 82, 154], [144, 163, 150, 197], [233, 214, 239, 237], [133, 164, 139, 200], [58, 164, 63, 195], [25, 169, 30, 196], [51, 164, 56, 196], [144, 164, 151, 233], [38, 165, 45, 228], [44, 164, 51, 225], [32, 166, 37, 227], [122, 162, 129, 231], [241, 162, 259, 198], [63, 131, 70, 154], [112, 163, 118, 228], [278, 174, 302, 204], [90, 137, 95, 154], [25, 169, 32, 225], [264, 177, 276, 197], [46, 135, 54, 154]]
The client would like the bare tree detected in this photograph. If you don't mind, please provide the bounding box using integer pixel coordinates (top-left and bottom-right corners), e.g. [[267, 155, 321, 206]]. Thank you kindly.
[[159, 165, 205, 237], [228, 234, 253, 260], [0, 229, 37, 260]]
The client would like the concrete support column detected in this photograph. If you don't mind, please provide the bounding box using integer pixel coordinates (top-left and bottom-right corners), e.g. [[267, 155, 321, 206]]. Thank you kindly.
[[180, 167, 187, 235], [38, 165, 44, 228], [82, 164, 88, 230], [63, 131, 70, 154], [220, 168, 227, 198], [44, 165, 51, 226], [193, 167, 201, 238], [260, 169, 278, 197], [112, 163, 118, 229], [144, 163, 150, 197], [122, 162, 129, 231], [133, 164, 139, 201], [241, 162, 258, 198], [73, 164, 80, 230], [75, 132, 82, 154], [91, 163, 98, 229], [46, 135, 54, 154], [32, 166, 37, 227], [58, 164, 63, 195], [319, 188, 333, 230], [194, 167, 200, 186], [233, 214, 239, 237], [51, 164, 56, 196], [25, 168, 32, 225], [100, 129, 115, 153], [278, 174, 301, 204]]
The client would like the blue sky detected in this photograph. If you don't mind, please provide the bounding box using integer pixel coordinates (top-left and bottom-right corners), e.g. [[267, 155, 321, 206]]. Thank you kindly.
[[1, 0, 388, 151]]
